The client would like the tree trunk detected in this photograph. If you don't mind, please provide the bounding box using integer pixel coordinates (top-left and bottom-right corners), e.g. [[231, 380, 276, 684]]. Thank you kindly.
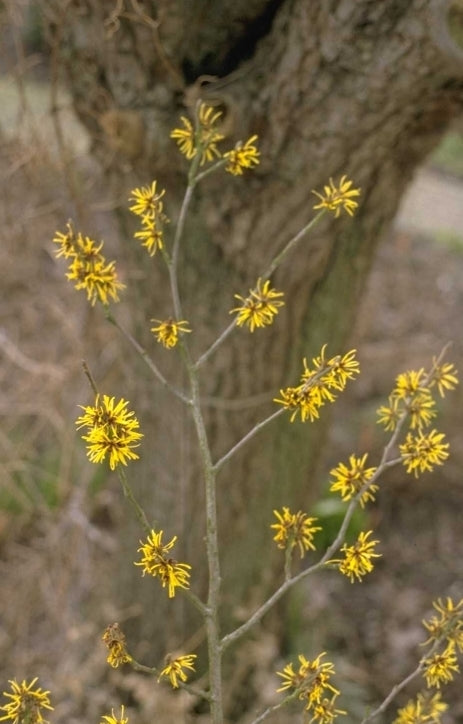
[[40, 0, 463, 662]]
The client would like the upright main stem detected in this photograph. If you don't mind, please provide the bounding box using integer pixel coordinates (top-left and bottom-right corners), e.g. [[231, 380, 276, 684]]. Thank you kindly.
[[188, 369, 224, 724], [168, 171, 224, 724]]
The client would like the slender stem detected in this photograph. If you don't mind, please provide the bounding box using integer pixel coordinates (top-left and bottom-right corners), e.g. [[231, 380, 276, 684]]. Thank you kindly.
[[166, 172, 199, 322], [186, 366, 224, 724], [129, 658, 211, 701], [360, 635, 440, 724], [105, 310, 191, 405], [213, 409, 284, 472], [172, 181, 195, 272], [195, 318, 237, 369], [129, 658, 157, 674], [261, 209, 326, 281], [221, 446, 403, 652], [117, 468, 152, 534], [82, 359, 99, 396], [318, 457, 401, 566], [183, 587, 210, 617], [214, 350, 357, 471], [360, 663, 423, 724], [221, 576, 293, 652], [159, 145, 225, 723], [195, 157, 227, 183], [249, 690, 301, 724], [196, 210, 327, 368]]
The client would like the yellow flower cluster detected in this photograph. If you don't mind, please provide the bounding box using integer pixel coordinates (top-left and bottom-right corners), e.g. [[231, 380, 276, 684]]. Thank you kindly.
[[0, 678, 53, 724], [277, 652, 344, 722], [312, 175, 361, 217], [418, 599, 463, 703], [150, 318, 192, 348], [129, 181, 168, 257], [171, 102, 260, 175], [393, 691, 447, 724], [326, 530, 381, 583], [171, 103, 224, 164], [53, 221, 125, 305], [378, 369, 435, 432], [329, 453, 378, 507], [76, 394, 143, 470], [224, 135, 260, 175], [399, 429, 449, 478], [135, 529, 191, 598], [422, 597, 463, 652], [231, 278, 284, 332], [422, 644, 460, 688], [377, 359, 458, 478], [102, 623, 132, 668], [158, 653, 197, 688], [271, 507, 321, 558], [274, 346, 359, 422]]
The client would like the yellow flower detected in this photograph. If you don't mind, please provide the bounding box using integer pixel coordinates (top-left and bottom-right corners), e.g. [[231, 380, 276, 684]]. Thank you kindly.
[[399, 429, 449, 477], [393, 691, 448, 724], [75, 234, 105, 261], [101, 705, 128, 724], [277, 653, 339, 711], [407, 392, 436, 430], [0, 678, 53, 724], [276, 661, 300, 692], [134, 217, 164, 256], [377, 395, 402, 431], [170, 103, 224, 165], [102, 623, 132, 668], [274, 347, 359, 422], [274, 385, 324, 423], [327, 530, 381, 583], [66, 256, 125, 306], [312, 175, 361, 217], [422, 597, 463, 652], [271, 507, 321, 557], [76, 394, 143, 470], [378, 388, 435, 433], [321, 349, 360, 389], [422, 643, 459, 688], [129, 181, 168, 256], [135, 529, 191, 597], [155, 558, 193, 598], [53, 221, 78, 258], [393, 369, 426, 400], [419, 691, 448, 720], [430, 360, 458, 398], [53, 224, 125, 306], [379, 358, 458, 434], [129, 181, 166, 219], [158, 653, 197, 688], [329, 454, 378, 507], [231, 278, 284, 332], [308, 695, 346, 724], [76, 394, 137, 432], [224, 135, 260, 175], [150, 318, 192, 348], [170, 114, 196, 159]]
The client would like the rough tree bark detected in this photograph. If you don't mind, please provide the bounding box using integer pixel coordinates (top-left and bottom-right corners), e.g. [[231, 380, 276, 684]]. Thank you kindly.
[[40, 0, 463, 664]]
